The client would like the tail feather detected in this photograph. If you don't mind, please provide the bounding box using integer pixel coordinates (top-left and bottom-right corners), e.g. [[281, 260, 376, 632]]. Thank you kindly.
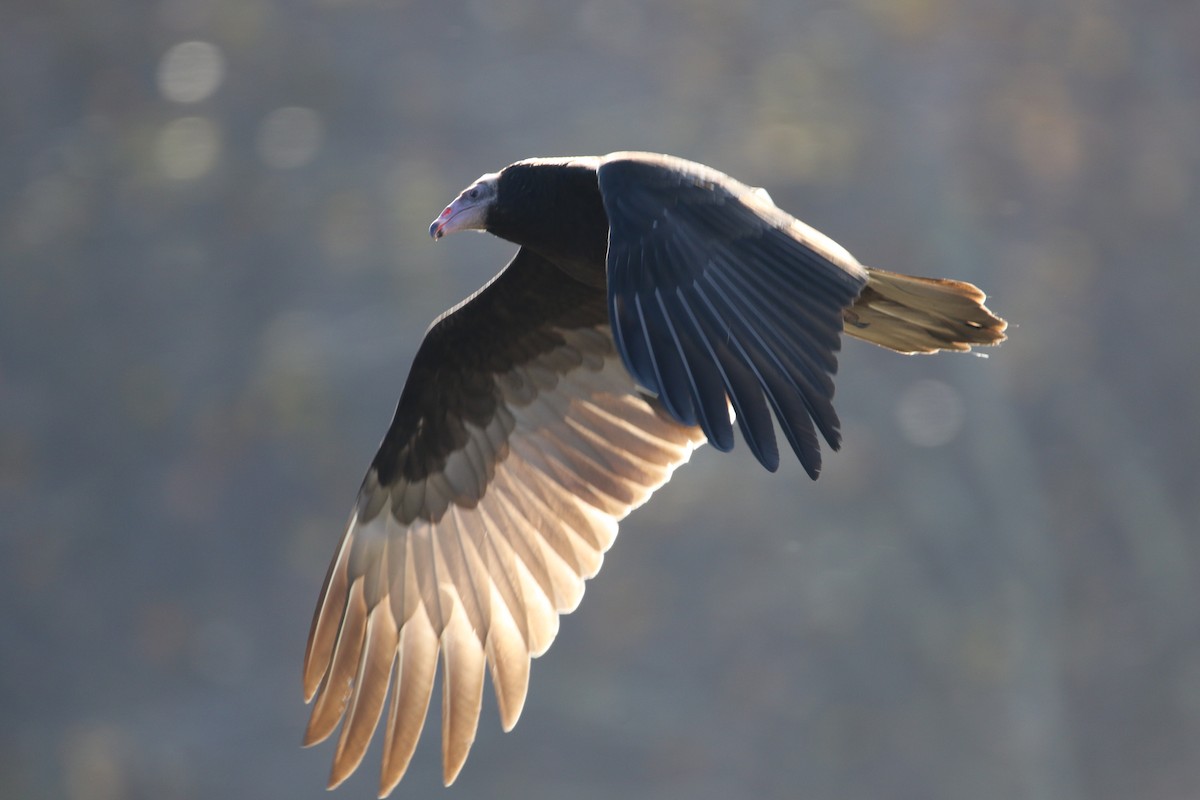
[[842, 267, 1007, 354]]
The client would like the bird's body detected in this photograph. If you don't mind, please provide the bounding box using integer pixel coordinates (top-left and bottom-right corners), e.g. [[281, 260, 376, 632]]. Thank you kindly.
[[302, 152, 1006, 794]]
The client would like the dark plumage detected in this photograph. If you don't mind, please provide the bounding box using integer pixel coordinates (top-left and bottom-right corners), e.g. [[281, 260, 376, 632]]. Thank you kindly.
[[302, 152, 1007, 794]]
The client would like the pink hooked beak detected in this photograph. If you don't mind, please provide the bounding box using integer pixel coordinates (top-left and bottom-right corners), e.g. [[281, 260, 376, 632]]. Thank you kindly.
[[429, 186, 490, 240]]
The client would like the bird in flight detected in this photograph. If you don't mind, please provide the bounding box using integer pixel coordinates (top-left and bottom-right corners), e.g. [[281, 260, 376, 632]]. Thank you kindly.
[[301, 152, 1006, 795]]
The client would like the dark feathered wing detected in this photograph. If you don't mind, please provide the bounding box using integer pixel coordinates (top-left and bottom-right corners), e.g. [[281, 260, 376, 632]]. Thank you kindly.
[[598, 152, 869, 478], [302, 248, 704, 795]]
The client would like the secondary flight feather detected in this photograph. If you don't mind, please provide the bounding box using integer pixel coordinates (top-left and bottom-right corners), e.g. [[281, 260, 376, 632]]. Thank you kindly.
[[302, 151, 1007, 794]]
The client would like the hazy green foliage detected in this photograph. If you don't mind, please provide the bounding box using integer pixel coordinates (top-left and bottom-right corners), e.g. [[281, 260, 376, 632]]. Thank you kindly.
[[2, 0, 1197, 798]]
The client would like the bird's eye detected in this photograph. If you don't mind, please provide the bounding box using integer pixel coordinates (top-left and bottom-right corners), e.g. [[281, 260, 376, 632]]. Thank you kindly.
[[467, 188, 479, 200]]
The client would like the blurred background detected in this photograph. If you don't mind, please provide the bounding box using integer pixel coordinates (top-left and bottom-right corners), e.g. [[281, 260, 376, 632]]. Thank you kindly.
[[3, 0, 1198, 798]]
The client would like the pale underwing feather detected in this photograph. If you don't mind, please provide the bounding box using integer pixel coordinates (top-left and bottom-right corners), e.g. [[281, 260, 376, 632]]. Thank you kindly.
[[303, 323, 703, 794], [328, 600, 398, 788], [379, 606, 438, 794]]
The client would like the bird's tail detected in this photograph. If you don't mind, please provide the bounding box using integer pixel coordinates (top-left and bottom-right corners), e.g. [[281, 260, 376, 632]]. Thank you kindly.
[[842, 267, 1008, 354]]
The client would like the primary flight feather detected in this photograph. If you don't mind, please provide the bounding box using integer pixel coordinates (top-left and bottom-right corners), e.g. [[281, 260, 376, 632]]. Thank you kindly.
[[302, 151, 1007, 794]]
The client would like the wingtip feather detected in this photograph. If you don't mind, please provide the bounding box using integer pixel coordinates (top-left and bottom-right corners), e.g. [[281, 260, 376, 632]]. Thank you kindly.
[[440, 605, 486, 787], [328, 604, 399, 790], [378, 611, 439, 796], [486, 609, 532, 732], [304, 516, 357, 701]]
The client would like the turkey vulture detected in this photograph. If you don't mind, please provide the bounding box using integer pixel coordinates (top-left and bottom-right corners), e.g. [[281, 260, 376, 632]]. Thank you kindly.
[[302, 152, 1006, 794]]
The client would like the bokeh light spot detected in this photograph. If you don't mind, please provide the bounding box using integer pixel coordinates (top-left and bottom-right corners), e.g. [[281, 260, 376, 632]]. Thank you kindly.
[[61, 723, 130, 800], [156, 40, 225, 104], [895, 379, 966, 448], [256, 106, 324, 170], [155, 116, 220, 180]]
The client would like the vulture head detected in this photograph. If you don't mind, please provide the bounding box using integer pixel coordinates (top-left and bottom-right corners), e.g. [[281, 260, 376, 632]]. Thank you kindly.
[[428, 171, 499, 239], [430, 158, 612, 278]]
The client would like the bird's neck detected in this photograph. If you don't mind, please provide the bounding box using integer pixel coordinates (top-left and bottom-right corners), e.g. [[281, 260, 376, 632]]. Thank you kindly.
[[489, 166, 610, 288]]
